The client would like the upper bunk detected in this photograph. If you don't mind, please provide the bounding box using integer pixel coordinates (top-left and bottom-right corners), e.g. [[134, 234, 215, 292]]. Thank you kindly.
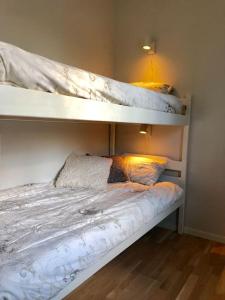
[[0, 41, 191, 126], [0, 85, 190, 126]]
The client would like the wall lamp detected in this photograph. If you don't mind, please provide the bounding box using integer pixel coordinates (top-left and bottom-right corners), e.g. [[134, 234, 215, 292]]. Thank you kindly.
[[139, 124, 152, 135], [142, 38, 156, 55]]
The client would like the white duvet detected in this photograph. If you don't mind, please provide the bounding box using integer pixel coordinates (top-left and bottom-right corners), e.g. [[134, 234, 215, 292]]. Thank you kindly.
[[0, 42, 183, 114], [0, 182, 182, 300]]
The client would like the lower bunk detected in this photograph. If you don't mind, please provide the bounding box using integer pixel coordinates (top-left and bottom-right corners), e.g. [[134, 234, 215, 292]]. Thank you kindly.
[[0, 181, 183, 300]]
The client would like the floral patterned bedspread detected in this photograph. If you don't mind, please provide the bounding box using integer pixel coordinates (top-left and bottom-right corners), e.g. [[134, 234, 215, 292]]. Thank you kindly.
[[0, 42, 182, 114], [0, 182, 182, 300]]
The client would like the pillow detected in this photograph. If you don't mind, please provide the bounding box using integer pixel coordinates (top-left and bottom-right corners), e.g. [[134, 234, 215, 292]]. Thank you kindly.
[[131, 82, 173, 94], [55, 154, 112, 190], [123, 155, 168, 186], [107, 156, 129, 183]]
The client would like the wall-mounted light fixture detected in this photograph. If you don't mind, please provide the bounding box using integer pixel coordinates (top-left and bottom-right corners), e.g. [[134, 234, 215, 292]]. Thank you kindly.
[[139, 124, 152, 135], [142, 38, 156, 55]]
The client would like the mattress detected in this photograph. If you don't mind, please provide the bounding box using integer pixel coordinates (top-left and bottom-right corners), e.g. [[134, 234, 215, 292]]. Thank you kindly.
[[0, 181, 182, 300], [0, 42, 183, 114]]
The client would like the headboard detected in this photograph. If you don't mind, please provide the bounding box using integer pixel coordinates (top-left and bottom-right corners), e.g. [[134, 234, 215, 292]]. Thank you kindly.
[[109, 94, 191, 191], [160, 159, 184, 187]]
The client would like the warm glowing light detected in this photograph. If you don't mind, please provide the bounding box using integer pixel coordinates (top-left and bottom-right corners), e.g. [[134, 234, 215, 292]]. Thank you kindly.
[[126, 155, 166, 165], [143, 45, 151, 51], [127, 156, 149, 164], [140, 130, 147, 134]]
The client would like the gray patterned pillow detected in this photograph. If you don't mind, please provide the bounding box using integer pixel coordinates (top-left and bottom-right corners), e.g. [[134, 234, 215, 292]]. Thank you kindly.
[[124, 155, 168, 186]]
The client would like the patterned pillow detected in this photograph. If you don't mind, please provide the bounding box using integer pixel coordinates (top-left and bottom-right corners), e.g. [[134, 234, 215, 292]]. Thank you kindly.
[[107, 156, 129, 183], [131, 82, 173, 94], [124, 155, 168, 186], [55, 154, 112, 190]]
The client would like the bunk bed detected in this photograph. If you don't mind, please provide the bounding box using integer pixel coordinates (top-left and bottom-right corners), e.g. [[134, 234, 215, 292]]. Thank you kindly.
[[0, 42, 191, 300]]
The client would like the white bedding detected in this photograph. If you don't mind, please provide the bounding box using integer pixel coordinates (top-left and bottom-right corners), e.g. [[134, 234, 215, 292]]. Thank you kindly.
[[0, 182, 182, 300], [0, 42, 183, 114]]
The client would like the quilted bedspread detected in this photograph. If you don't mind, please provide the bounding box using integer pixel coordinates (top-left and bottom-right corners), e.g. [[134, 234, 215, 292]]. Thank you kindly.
[[0, 182, 182, 300]]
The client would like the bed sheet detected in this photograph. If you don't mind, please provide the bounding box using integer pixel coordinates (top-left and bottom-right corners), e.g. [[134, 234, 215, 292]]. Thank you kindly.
[[0, 182, 182, 299]]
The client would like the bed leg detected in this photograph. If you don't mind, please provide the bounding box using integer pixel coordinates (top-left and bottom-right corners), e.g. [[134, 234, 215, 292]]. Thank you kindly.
[[178, 204, 185, 234]]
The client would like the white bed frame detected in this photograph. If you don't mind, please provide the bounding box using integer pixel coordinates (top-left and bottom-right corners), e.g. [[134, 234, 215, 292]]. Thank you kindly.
[[0, 85, 191, 300], [53, 158, 190, 300], [0, 86, 188, 126]]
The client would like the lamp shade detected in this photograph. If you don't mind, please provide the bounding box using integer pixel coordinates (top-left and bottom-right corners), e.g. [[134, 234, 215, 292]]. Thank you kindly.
[[139, 124, 148, 134], [142, 38, 156, 55]]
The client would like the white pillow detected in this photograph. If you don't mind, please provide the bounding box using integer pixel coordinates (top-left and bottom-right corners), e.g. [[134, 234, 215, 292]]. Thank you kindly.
[[123, 155, 168, 186], [55, 154, 112, 190]]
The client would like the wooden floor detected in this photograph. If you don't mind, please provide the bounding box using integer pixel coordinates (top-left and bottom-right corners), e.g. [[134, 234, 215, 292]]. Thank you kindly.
[[65, 228, 225, 300]]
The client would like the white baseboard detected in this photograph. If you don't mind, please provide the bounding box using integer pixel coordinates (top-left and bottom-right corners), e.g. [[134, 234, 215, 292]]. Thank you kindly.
[[184, 227, 225, 244]]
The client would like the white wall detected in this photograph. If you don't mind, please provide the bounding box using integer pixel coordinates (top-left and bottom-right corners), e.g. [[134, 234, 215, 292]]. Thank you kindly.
[[116, 124, 182, 160], [0, 0, 114, 189], [0, 121, 108, 189], [0, 0, 114, 76], [114, 0, 225, 239]]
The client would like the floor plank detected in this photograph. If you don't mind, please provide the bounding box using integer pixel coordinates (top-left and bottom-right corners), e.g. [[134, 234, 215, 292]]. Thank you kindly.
[[65, 228, 225, 300]]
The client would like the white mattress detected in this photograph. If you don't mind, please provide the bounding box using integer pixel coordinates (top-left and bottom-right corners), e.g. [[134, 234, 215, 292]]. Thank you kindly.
[[0, 42, 183, 114], [0, 182, 182, 300]]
